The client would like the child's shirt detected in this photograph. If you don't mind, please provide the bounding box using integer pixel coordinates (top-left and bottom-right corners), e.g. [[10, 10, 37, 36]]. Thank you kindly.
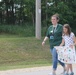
[[63, 32, 75, 46]]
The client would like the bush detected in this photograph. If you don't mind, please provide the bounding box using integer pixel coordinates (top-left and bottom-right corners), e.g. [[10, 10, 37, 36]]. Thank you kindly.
[[0, 25, 35, 37]]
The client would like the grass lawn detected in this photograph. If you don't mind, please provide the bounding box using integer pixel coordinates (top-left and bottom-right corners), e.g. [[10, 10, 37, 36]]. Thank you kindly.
[[0, 34, 52, 70]]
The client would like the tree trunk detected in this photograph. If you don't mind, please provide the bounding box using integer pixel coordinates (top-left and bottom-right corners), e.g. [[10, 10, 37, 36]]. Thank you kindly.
[[46, 0, 48, 27], [11, 0, 15, 24], [6, 2, 9, 24]]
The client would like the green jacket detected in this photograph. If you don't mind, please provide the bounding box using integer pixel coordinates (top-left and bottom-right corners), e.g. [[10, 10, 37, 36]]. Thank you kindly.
[[46, 24, 63, 49]]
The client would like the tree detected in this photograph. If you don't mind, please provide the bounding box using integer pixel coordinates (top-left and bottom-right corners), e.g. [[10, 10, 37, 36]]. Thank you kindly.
[[0, 0, 76, 29], [41, 0, 76, 28]]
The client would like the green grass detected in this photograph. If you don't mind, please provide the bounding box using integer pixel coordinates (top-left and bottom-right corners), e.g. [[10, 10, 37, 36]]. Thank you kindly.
[[0, 34, 52, 70]]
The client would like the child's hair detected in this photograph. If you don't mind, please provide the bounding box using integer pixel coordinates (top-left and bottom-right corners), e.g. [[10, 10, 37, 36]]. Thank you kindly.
[[51, 13, 60, 20], [63, 24, 71, 36]]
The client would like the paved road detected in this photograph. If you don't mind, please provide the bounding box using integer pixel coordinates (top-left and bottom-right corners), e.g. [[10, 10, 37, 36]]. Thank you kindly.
[[0, 65, 76, 75]]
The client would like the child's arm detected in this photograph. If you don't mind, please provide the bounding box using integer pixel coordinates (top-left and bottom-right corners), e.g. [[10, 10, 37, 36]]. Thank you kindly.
[[60, 39, 65, 46], [73, 35, 76, 46]]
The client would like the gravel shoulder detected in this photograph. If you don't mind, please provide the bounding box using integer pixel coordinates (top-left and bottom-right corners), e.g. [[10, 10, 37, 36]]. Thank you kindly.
[[0, 65, 76, 75]]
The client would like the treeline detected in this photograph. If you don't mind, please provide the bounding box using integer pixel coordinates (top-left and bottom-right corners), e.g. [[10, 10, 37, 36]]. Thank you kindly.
[[42, 0, 76, 28], [0, 0, 35, 25], [0, 0, 76, 28]]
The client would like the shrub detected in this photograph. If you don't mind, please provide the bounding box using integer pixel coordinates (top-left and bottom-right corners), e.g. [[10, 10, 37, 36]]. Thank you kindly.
[[0, 25, 35, 37]]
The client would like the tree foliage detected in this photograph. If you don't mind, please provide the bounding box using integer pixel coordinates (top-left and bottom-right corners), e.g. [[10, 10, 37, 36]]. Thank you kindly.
[[0, 0, 35, 25], [41, 0, 76, 28], [0, 0, 76, 28]]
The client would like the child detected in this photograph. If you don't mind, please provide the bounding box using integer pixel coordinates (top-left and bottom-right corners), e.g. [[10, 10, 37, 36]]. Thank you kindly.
[[60, 24, 76, 75]]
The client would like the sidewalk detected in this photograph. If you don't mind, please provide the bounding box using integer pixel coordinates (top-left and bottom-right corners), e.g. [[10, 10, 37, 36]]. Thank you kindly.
[[0, 65, 76, 75]]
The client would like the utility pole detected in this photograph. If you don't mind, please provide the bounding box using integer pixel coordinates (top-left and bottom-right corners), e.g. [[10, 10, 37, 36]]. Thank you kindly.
[[36, 0, 41, 39]]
